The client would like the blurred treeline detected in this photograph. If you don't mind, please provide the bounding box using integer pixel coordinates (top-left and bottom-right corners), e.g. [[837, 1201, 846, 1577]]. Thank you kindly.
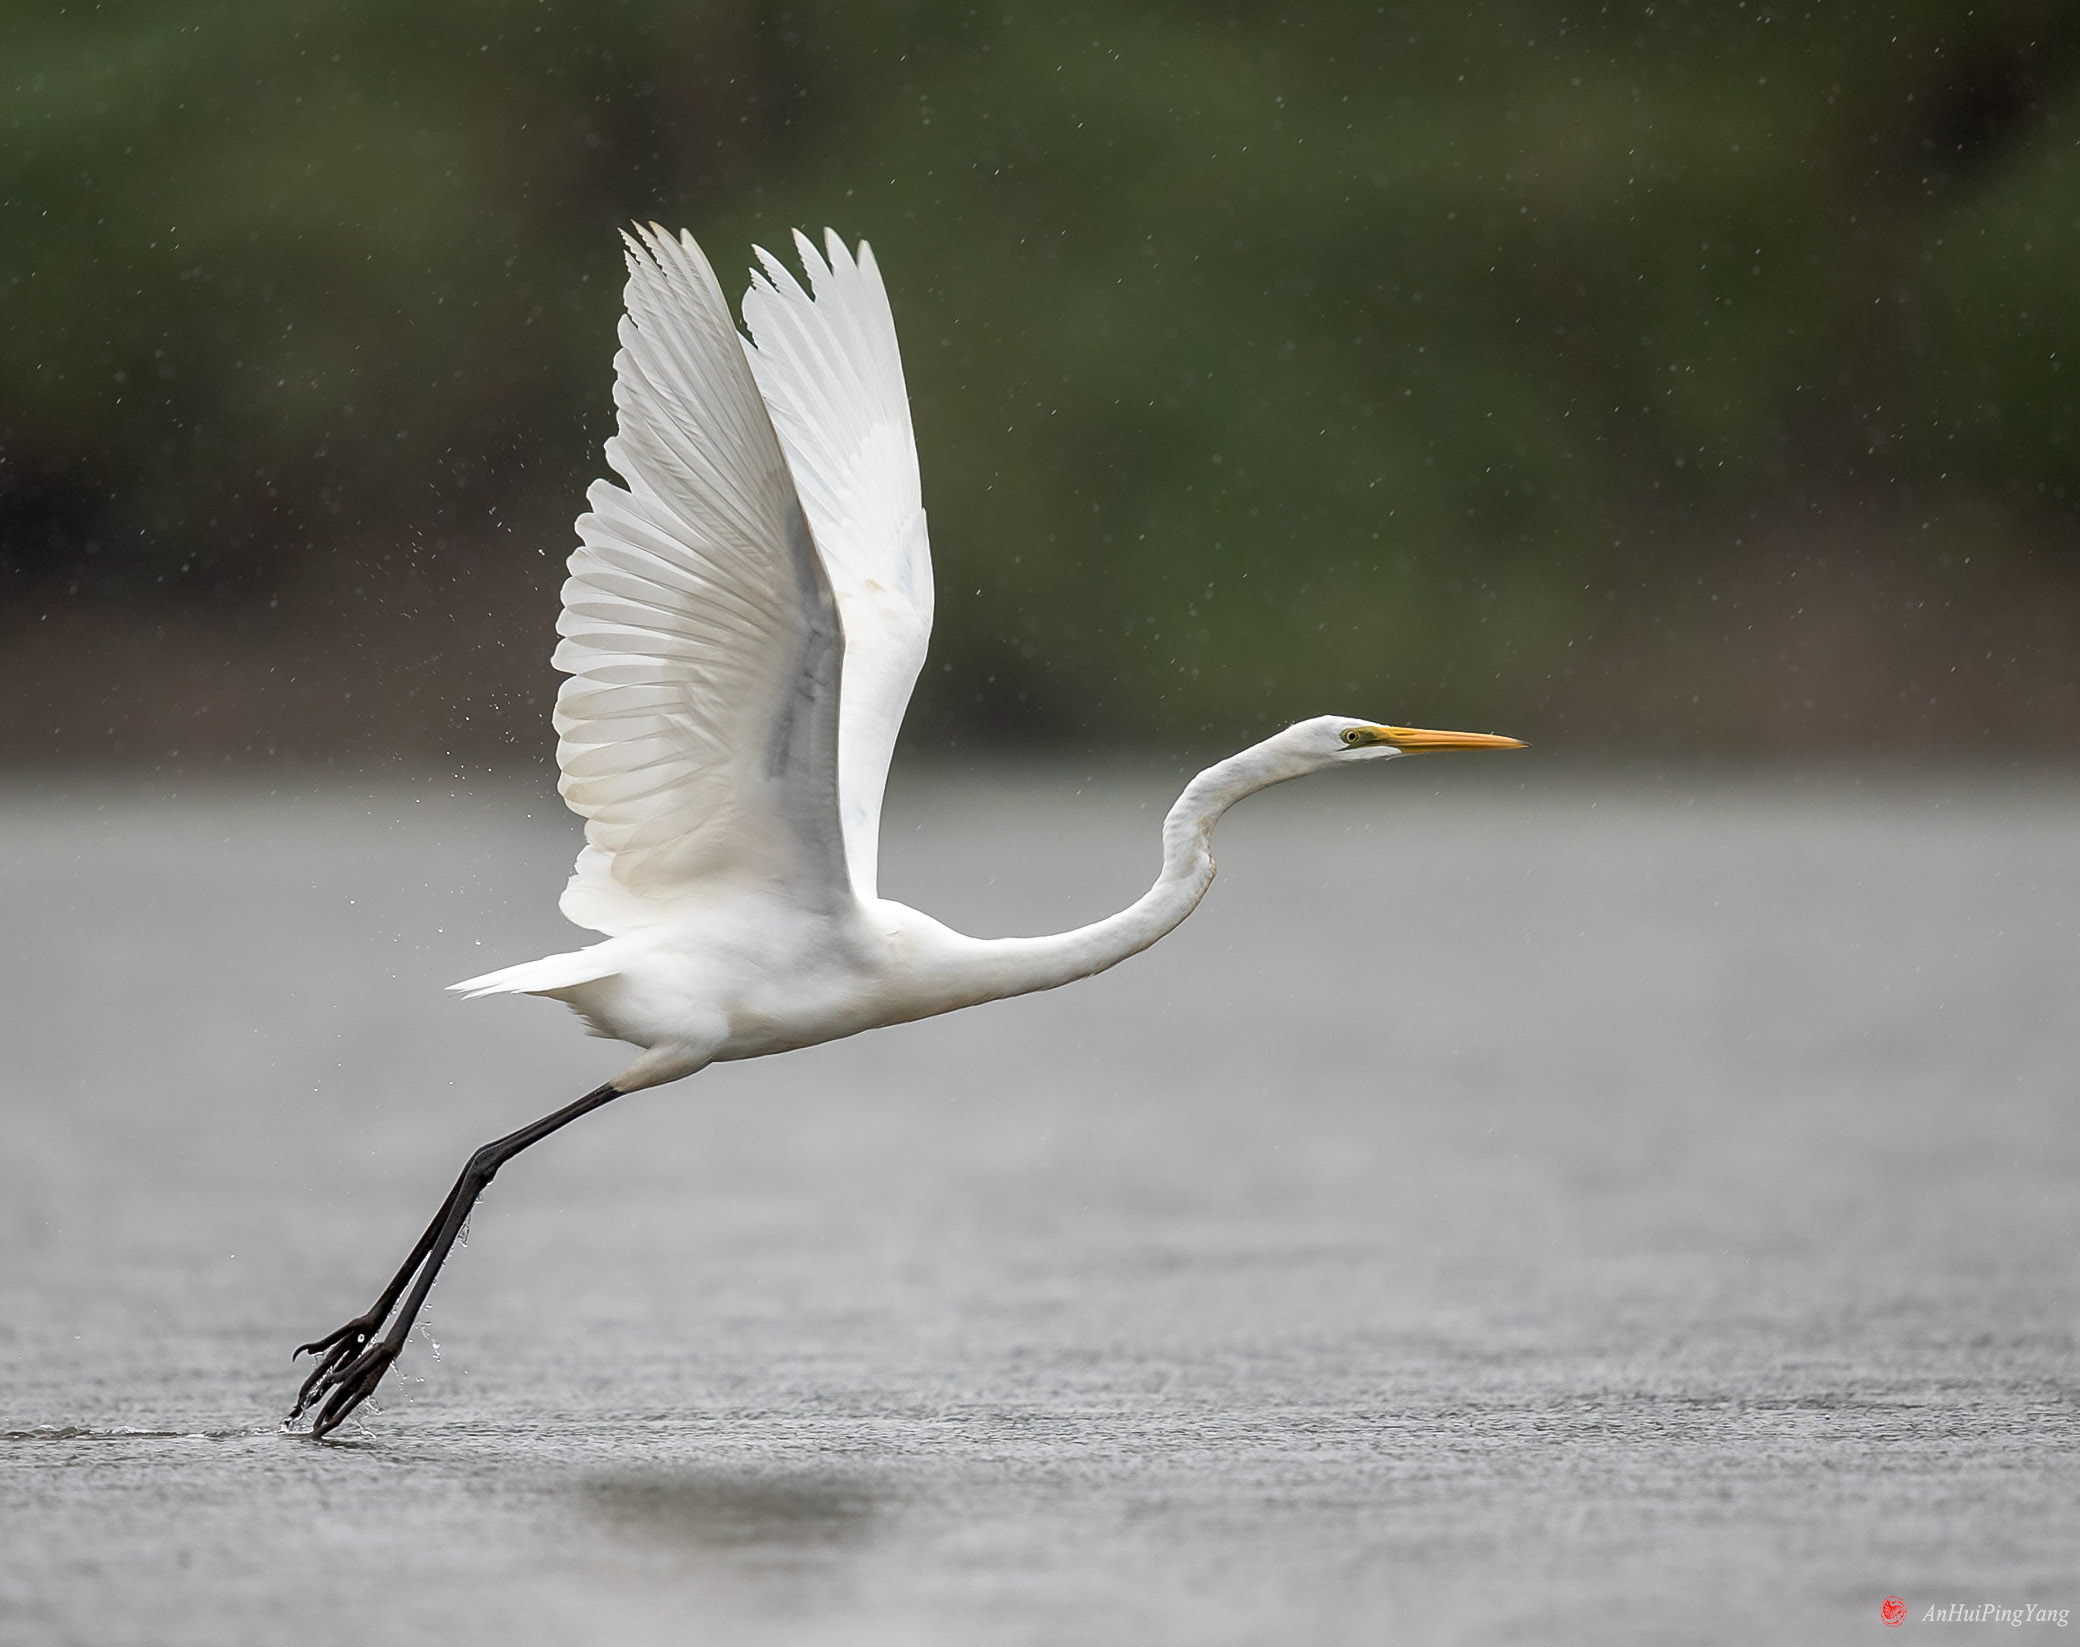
[[3, 0, 2078, 762]]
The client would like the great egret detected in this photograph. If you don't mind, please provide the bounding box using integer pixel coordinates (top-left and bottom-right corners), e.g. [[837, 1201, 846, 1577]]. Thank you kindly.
[[287, 224, 1523, 1439]]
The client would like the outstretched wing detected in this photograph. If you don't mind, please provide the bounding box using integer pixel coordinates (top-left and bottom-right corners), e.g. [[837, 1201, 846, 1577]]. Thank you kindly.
[[741, 230, 933, 902], [551, 225, 849, 936]]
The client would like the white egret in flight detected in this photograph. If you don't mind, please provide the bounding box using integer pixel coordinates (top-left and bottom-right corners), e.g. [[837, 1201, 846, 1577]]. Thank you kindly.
[[288, 225, 1523, 1438]]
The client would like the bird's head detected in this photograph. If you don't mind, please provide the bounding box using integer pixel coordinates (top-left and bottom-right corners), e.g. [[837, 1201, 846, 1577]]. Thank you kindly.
[[1269, 714, 1526, 774]]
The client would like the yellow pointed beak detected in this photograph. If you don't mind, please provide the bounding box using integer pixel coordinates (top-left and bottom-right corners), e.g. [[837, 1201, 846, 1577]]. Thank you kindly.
[[1365, 724, 1526, 752]]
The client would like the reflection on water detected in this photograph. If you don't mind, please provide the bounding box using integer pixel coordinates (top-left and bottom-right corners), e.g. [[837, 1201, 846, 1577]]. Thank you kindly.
[[587, 1468, 885, 1551], [575, 1467, 897, 1642]]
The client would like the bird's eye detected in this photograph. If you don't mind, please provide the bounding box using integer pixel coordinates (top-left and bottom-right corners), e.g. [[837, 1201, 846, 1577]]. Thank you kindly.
[[1341, 728, 1365, 746]]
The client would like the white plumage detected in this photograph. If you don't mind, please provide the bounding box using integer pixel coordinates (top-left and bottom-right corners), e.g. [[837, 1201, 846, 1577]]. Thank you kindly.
[[745, 232, 933, 901], [288, 224, 1522, 1438]]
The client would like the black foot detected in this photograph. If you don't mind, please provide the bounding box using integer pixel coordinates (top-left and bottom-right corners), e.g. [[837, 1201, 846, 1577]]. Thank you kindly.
[[287, 1311, 390, 1434], [285, 1082, 627, 1438], [293, 1337, 401, 1440]]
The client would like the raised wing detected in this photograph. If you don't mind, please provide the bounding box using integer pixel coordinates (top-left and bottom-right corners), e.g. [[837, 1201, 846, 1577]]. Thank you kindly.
[[551, 225, 848, 935], [741, 231, 933, 902]]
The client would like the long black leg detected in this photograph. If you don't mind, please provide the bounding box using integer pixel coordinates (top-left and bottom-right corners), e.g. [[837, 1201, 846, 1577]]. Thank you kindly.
[[288, 1080, 623, 1439]]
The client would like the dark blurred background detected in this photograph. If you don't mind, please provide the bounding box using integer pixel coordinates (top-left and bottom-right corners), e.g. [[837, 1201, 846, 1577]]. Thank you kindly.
[[3, 0, 2076, 765]]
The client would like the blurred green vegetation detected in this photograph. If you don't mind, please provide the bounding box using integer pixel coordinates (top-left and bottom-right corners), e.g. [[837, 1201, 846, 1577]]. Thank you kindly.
[[3, 0, 2078, 757]]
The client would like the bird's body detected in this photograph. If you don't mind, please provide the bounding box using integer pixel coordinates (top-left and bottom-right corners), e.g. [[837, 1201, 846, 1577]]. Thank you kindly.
[[287, 224, 1521, 1438], [456, 740, 1274, 1088], [485, 889, 1128, 1082]]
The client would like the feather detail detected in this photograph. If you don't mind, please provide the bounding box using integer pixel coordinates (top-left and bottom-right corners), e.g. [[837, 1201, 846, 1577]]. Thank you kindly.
[[741, 231, 933, 902], [448, 946, 620, 1000], [549, 226, 850, 933]]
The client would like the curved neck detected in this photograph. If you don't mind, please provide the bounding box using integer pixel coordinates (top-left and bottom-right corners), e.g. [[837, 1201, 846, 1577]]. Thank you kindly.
[[946, 746, 1288, 1005]]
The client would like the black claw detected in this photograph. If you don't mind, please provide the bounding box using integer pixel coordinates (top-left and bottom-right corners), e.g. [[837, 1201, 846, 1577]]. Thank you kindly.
[[307, 1341, 400, 1440], [293, 1311, 382, 1362], [287, 1312, 387, 1423]]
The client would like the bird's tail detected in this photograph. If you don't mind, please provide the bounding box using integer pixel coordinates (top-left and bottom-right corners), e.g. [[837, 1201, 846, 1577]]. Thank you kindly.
[[448, 946, 620, 1000]]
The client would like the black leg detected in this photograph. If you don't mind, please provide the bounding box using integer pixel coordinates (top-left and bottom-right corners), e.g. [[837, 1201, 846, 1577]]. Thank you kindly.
[[288, 1079, 623, 1439]]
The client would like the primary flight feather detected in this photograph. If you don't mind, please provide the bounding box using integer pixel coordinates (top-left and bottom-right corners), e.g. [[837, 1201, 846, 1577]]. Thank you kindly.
[[288, 224, 1522, 1439]]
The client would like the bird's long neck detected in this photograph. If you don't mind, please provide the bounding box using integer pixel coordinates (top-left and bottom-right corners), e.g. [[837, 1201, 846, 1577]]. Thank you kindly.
[[935, 746, 1285, 1007]]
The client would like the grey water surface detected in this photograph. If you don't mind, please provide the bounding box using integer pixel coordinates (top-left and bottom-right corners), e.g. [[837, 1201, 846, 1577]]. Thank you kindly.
[[2, 764, 2076, 1645]]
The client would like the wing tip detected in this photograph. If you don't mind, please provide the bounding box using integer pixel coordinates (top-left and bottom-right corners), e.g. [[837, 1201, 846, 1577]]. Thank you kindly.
[[822, 227, 862, 276], [748, 240, 802, 300]]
